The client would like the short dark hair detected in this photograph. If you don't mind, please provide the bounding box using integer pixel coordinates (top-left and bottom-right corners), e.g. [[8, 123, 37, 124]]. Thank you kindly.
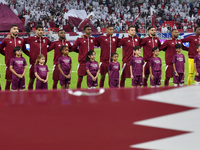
[[134, 46, 140, 51], [58, 29, 65, 33], [13, 46, 22, 55], [11, 25, 18, 29], [36, 25, 43, 30], [171, 29, 177, 33], [148, 26, 154, 31], [84, 25, 91, 31], [152, 47, 159, 52], [195, 26, 200, 32], [196, 44, 200, 49], [60, 45, 68, 52], [175, 44, 182, 49], [107, 25, 113, 29], [128, 26, 135, 31]]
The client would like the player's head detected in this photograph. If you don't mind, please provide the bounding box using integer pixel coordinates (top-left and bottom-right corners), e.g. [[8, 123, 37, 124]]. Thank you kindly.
[[10, 25, 19, 37], [60, 45, 69, 55], [35, 54, 46, 65], [35, 25, 44, 37], [195, 26, 200, 35], [152, 47, 159, 56], [128, 26, 136, 36], [86, 50, 95, 62], [196, 44, 200, 52], [171, 29, 179, 39], [84, 25, 92, 35], [134, 46, 141, 56], [106, 25, 114, 35], [148, 26, 156, 37], [13, 46, 22, 56], [111, 52, 118, 62], [58, 29, 65, 40], [175, 44, 182, 53]]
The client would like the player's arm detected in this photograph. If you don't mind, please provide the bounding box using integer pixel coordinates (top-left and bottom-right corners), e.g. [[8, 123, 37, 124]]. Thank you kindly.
[[94, 36, 101, 47], [159, 40, 168, 51], [71, 38, 80, 52], [173, 63, 178, 76], [95, 69, 100, 79], [158, 38, 162, 48], [10, 65, 21, 78], [22, 41, 30, 56], [68, 42, 79, 53], [22, 66, 27, 77], [142, 60, 145, 78], [139, 38, 146, 47], [130, 65, 133, 79], [117, 38, 124, 47], [116, 37, 121, 48], [45, 72, 49, 83], [67, 61, 72, 78], [0, 44, 5, 56], [47, 38, 52, 46], [47, 41, 55, 52], [58, 64, 67, 78], [0, 40, 6, 55], [181, 43, 189, 51], [108, 70, 110, 78], [181, 36, 191, 43], [149, 66, 154, 80]]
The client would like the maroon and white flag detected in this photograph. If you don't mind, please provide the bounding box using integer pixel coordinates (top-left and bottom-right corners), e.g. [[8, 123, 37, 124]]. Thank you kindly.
[[131, 14, 140, 26]]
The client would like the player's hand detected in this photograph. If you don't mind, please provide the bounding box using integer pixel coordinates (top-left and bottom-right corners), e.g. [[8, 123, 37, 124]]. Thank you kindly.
[[41, 79, 45, 82], [150, 74, 154, 80], [196, 72, 199, 76], [92, 76, 96, 81], [142, 74, 145, 79], [44, 79, 48, 83], [175, 73, 179, 76], [131, 75, 134, 79], [81, 34, 85, 38], [6, 34, 11, 39], [67, 74, 71, 78], [17, 75, 22, 78]]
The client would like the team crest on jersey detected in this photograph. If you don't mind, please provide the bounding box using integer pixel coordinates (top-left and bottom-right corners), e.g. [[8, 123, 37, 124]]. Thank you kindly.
[[43, 39, 45, 43], [9, 41, 12, 43], [91, 39, 93, 43], [113, 38, 115, 41], [18, 40, 21, 44]]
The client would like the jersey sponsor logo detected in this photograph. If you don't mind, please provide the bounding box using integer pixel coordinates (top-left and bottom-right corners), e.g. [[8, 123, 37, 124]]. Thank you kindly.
[[91, 64, 98, 68], [113, 65, 119, 69], [63, 59, 70, 63], [16, 61, 23, 64], [177, 57, 183, 61], [39, 68, 46, 71], [154, 60, 161, 64], [135, 60, 142, 63], [18, 40, 21, 44]]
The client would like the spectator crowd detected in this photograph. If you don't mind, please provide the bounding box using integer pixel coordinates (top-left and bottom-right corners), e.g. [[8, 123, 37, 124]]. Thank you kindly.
[[3, 0, 200, 33]]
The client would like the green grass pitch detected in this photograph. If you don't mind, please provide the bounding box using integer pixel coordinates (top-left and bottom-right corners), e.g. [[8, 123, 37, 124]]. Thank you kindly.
[[0, 48, 193, 90]]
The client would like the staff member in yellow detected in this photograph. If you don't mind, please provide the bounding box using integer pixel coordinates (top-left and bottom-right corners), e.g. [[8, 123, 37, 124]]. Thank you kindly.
[[182, 26, 200, 85]]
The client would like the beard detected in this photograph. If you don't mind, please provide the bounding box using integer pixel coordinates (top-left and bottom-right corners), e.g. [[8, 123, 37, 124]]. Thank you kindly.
[[151, 33, 155, 37], [60, 36, 65, 40], [13, 33, 18, 37], [173, 35, 178, 39]]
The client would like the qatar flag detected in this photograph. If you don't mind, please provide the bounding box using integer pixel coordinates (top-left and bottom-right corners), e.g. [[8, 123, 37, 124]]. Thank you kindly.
[[150, 7, 156, 26], [131, 14, 140, 26]]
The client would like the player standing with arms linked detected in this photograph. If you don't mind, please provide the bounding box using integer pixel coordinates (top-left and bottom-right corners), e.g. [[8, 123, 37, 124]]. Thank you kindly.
[[140, 26, 161, 87], [160, 29, 188, 86], [0, 25, 29, 90], [118, 26, 141, 87], [72, 25, 95, 89], [95, 25, 120, 88], [182, 26, 200, 85]]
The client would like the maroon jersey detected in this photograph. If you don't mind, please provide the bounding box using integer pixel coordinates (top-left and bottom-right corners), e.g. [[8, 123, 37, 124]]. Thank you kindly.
[[140, 35, 161, 61], [108, 62, 120, 79], [47, 39, 73, 65], [86, 61, 99, 75], [24, 36, 51, 64], [118, 35, 141, 63], [10, 56, 27, 74], [0, 36, 29, 66], [160, 37, 188, 65], [172, 53, 185, 73], [58, 55, 72, 74], [194, 54, 200, 72], [72, 35, 95, 63], [129, 56, 144, 76], [149, 57, 162, 72], [95, 34, 120, 62], [34, 64, 49, 79], [182, 34, 200, 59]]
